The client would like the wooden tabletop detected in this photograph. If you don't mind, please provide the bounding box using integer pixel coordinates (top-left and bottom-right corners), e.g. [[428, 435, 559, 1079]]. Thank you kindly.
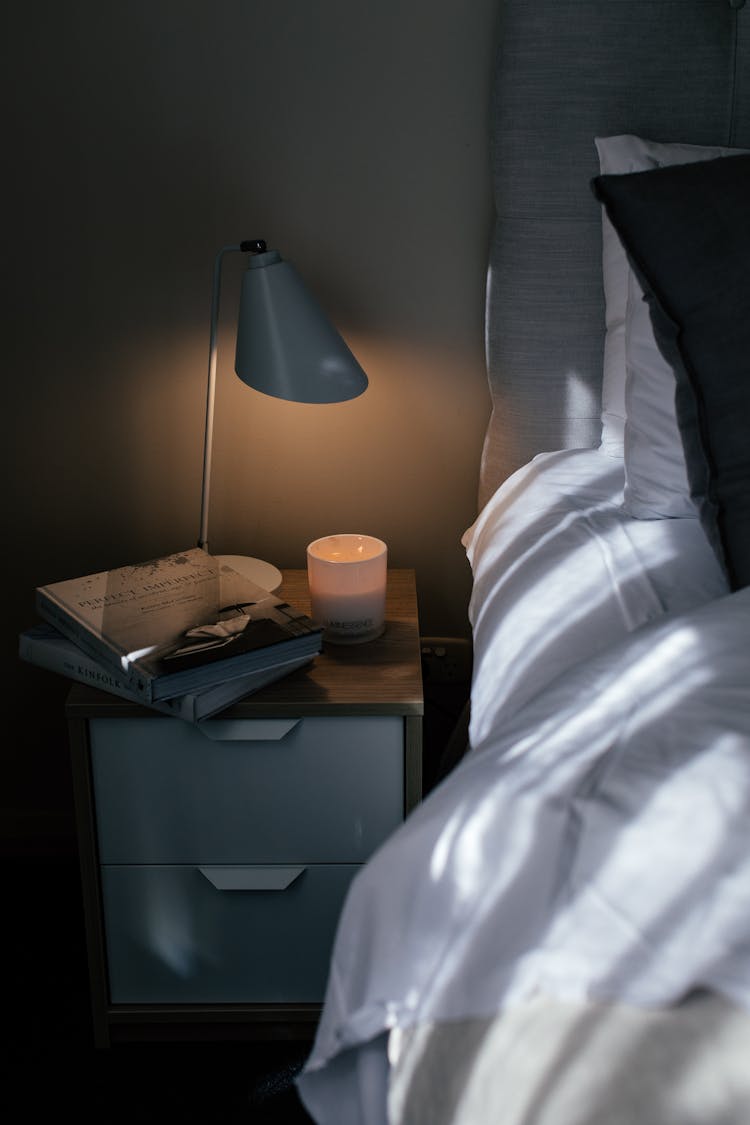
[[66, 568, 424, 719]]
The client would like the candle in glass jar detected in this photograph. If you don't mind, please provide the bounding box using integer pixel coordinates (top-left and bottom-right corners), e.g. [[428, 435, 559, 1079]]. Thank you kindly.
[[306, 534, 387, 644]]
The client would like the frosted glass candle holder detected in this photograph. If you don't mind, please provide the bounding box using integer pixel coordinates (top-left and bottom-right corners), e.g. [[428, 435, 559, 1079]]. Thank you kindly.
[[306, 534, 388, 645]]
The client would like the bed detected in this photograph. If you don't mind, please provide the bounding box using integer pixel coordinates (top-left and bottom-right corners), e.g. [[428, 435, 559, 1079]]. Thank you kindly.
[[296, 2, 750, 1122]]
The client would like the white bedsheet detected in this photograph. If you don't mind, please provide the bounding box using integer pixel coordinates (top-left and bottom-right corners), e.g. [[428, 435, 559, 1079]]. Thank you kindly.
[[298, 585, 750, 1118], [297, 448, 746, 1122], [463, 448, 728, 747], [386, 992, 750, 1125]]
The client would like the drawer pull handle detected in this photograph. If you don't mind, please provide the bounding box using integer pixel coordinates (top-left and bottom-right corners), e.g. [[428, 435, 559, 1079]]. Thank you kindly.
[[197, 718, 301, 742], [198, 865, 305, 891]]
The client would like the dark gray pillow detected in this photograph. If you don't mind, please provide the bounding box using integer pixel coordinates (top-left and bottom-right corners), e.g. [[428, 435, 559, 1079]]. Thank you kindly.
[[592, 154, 750, 590]]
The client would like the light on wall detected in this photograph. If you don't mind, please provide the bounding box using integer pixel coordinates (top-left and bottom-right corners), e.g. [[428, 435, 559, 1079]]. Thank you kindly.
[[198, 239, 368, 589]]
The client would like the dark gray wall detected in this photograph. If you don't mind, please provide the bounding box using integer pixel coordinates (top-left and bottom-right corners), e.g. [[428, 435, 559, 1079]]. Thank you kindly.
[[4, 0, 499, 854]]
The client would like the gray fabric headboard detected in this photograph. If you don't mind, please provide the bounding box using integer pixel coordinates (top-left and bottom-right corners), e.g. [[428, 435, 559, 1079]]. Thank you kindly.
[[480, 0, 750, 509]]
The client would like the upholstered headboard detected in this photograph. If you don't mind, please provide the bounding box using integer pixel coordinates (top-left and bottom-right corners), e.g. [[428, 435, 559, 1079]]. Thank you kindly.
[[479, 0, 750, 509]]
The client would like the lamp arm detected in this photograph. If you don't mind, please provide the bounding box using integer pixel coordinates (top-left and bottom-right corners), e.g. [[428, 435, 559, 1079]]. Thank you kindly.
[[197, 243, 242, 553]]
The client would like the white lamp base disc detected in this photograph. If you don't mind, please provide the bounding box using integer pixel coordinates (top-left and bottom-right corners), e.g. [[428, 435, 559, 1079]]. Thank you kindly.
[[216, 554, 283, 592]]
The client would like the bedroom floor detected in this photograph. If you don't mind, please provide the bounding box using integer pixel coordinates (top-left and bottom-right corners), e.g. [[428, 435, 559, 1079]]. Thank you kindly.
[[4, 854, 315, 1123]]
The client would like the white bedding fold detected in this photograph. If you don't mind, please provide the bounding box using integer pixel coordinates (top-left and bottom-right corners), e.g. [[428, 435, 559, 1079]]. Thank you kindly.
[[298, 586, 750, 1109], [463, 448, 727, 747], [297, 448, 746, 1122]]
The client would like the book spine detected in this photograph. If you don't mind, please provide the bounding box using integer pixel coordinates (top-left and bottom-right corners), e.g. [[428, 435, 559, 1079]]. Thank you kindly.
[[19, 627, 188, 719], [20, 627, 133, 694], [35, 592, 154, 702]]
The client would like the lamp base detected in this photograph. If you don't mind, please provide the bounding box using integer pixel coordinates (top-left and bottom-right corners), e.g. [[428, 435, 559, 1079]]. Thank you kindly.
[[217, 554, 283, 592]]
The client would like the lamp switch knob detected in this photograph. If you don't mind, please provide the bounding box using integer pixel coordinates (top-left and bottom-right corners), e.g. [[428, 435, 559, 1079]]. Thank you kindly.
[[240, 238, 267, 254]]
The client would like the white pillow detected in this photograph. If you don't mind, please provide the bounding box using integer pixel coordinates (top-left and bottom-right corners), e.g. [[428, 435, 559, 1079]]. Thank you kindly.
[[595, 134, 747, 516]]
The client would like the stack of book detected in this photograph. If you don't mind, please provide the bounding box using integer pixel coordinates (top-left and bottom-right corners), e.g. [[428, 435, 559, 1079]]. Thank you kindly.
[[19, 547, 323, 722]]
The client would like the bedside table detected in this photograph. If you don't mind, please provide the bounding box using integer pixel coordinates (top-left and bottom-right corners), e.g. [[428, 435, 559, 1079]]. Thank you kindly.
[[65, 568, 423, 1047]]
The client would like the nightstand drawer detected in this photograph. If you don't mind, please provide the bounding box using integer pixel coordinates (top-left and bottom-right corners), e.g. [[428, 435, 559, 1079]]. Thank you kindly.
[[101, 862, 359, 1003], [90, 715, 403, 864]]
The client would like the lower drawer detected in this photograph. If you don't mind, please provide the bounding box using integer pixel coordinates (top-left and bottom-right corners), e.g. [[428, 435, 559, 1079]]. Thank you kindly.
[[101, 862, 359, 1003]]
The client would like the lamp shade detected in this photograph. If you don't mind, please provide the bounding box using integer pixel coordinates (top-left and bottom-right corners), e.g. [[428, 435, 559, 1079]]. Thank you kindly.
[[234, 248, 368, 404]]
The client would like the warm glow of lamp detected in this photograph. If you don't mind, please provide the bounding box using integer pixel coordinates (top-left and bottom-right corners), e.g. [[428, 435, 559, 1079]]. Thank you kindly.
[[198, 239, 368, 589]]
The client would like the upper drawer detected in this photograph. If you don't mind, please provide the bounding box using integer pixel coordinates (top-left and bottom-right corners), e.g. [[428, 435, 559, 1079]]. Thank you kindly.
[[90, 714, 403, 864]]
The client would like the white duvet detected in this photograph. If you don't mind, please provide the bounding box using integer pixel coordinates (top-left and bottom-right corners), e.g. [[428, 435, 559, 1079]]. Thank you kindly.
[[464, 448, 727, 745], [297, 450, 750, 1121]]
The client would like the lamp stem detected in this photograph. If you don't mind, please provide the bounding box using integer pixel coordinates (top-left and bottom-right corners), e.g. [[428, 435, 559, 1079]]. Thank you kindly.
[[198, 243, 241, 553]]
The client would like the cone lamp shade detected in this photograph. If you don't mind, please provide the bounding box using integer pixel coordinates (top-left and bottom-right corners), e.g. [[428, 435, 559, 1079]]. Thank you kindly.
[[198, 240, 368, 589], [235, 249, 368, 404]]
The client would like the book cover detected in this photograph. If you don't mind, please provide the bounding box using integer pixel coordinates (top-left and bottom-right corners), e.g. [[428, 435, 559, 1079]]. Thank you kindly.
[[35, 547, 322, 702], [19, 622, 314, 722]]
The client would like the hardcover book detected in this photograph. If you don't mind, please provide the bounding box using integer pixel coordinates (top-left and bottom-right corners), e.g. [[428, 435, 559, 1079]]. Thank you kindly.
[[35, 547, 323, 703], [19, 623, 314, 722]]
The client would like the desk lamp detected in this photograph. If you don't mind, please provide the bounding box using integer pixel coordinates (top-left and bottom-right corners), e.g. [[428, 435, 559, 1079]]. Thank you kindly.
[[198, 239, 368, 589]]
